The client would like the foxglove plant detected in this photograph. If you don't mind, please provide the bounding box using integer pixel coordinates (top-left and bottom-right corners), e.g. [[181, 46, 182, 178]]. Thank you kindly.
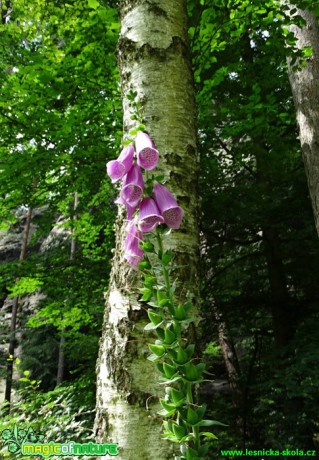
[[107, 132, 222, 460]]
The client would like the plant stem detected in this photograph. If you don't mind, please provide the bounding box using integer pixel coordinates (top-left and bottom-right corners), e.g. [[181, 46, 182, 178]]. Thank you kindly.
[[156, 229, 171, 292], [186, 383, 200, 451]]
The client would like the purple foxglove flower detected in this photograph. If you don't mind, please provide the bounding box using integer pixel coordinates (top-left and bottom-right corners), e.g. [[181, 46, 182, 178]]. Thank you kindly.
[[153, 183, 184, 229], [106, 144, 134, 183], [125, 203, 137, 221], [136, 132, 159, 171], [124, 221, 144, 269], [138, 197, 164, 233], [120, 164, 144, 207]]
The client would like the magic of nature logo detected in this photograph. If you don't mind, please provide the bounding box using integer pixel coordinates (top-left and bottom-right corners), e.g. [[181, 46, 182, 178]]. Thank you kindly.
[[1, 423, 119, 457]]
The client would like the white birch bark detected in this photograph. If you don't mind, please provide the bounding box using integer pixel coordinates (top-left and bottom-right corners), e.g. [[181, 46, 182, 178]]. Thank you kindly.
[[286, 5, 319, 236], [94, 1, 199, 459]]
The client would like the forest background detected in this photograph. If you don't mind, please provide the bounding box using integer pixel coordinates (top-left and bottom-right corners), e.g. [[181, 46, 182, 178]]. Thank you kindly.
[[0, 0, 319, 459]]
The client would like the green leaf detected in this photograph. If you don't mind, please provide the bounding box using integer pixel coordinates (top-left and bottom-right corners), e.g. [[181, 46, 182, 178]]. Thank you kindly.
[[194, 419, 227, 427], [173, 304, 187, 321], [157, 291, 171, 308], [173, 322, 181, 336], [138, 260, 151, 270], [147, 353, 161, 362], [154, 175, 165, 182], [141, 241, 155, 252], [172, 423, 187, 440], [182, 363, 200, 381], [195, 404, 207, 421], [186, 344, 195, 358], [170, 388, 185, 406], [185, 446, 200, 460], [156, 362, 164, 374], [88, 0, 100, 9], [186, 406, 199, 425], [129, 127, 140, 136], [149, 344, 165, 357], [139, 288, 153, 301], [163, 420, 173, 434], [147, 302, 161, 308], [199, 432, 218, 439], [144, 321, 163, 331], [164, 328, 176, 345], [159, 375, 182, 385], [144, 276, 157, 288], [148, 310, 163, 325], [196, 362, 206, 374], [163, 362, 177, 378], [159, 298, 170, 307], [156, 328, 165, 340], [159, 399, 176, 417], [175, 347, 189, 365], [162, 249, 173, 265], [13, 424, 18, 441]]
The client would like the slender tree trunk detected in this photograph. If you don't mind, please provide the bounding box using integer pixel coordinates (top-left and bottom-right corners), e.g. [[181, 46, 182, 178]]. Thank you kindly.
[[56, 192, 79, 386], [56, 334, 65, 386], [94, 1, 199, 458], [69, 192, 78, 263], [286, 5, 319, 237], [5, 207, 32, 407]]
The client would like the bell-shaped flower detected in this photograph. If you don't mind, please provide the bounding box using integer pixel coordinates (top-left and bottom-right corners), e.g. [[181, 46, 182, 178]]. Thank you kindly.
[[138, 197, 164, 233], [124, 220, 144, 269], [125, 203, 137, 221], [106, 144, 134, 183], [153, 183, 184, 229], [120, 164, 144, 208], [136, 132, 159, 171]]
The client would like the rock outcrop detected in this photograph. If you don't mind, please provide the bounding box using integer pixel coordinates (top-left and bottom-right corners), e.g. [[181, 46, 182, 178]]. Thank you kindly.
[[0, 208, 68, 402]]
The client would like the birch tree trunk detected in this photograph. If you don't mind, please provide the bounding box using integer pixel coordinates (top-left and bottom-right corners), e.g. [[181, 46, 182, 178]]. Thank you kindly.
[[286, 5, 319, 236], [94, 1, 199, 459]]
